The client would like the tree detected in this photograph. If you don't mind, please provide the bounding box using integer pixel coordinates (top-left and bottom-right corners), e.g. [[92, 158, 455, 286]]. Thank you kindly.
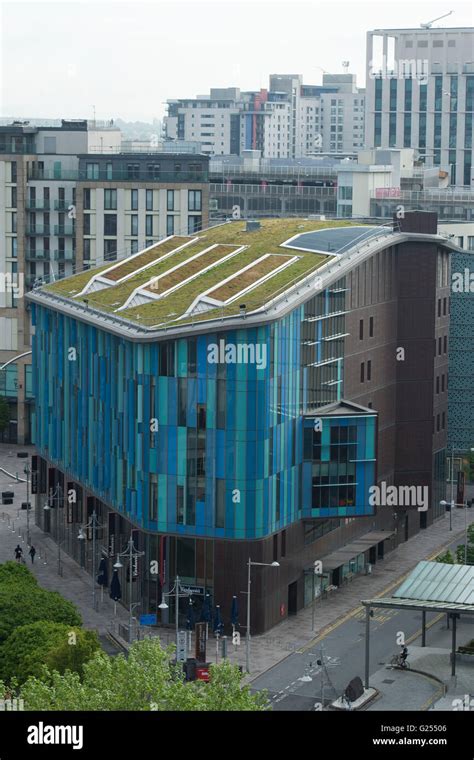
[[0, 622, 99, 685], [0, 584, 81, 644], [0, 561, 38, 587], [0, 396, 10, 434], [19, 638, 269, 711], [436, 549, 455, 564]]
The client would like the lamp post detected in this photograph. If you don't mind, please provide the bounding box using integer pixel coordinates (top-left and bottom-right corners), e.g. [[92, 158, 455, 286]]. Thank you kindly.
[[245, 558, 279, 673], [78, 510, 106, 610], [158, 575, 192, 635], [44, 484, 64, 575], [17, 452, 30, 546], [113, 536, 145, 642]]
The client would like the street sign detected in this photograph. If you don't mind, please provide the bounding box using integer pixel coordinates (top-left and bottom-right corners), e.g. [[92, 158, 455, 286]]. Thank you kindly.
[[176, 630, 187, 662], [139, 614, 157, 626], [195, 622, 207, 662]]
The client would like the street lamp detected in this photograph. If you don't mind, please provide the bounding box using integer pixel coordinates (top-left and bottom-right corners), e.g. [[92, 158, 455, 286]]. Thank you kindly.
[[113, 536, 145, 642], [77, 510, 106, 611], [44, 484, 64, 575], [439, 500, 453, 532], [158, 575, 192, 636], [245, 558, 279, 673], [17, 452, 31, 546]]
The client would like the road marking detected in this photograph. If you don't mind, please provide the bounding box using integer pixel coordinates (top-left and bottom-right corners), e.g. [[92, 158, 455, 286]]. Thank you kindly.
[[299, 532, 467, 653]]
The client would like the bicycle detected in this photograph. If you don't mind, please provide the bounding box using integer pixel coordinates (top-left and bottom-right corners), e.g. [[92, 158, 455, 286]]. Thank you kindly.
[[389, 653, 410, 670]]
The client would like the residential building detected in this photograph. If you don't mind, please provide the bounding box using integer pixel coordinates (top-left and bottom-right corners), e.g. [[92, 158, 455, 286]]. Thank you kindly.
[[165, 73, 365, 159], [28, 212, 454, 633], [365, 26, 474, 186], [0, 119, 210, 443]]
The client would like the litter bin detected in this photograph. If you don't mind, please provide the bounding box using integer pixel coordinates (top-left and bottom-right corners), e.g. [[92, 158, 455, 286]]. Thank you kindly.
[[196, 664, 211, 682]]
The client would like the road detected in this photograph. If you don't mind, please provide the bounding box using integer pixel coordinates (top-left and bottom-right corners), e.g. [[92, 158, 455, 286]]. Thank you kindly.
[[250, 535, 473, 711]]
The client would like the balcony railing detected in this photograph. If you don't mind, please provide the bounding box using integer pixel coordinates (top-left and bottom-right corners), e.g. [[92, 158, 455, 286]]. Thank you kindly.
[[27, 168, 208, 183], [25, 200, 50, 210], [54, 250, 74, 261], [25, 225, 50, 236], [25, 250, 51, 260], [54, 199, 74, 211], [54, 225, 75, 236]]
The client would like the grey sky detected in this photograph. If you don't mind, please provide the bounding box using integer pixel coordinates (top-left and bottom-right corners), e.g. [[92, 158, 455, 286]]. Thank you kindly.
[[1, 0, 473, 122]]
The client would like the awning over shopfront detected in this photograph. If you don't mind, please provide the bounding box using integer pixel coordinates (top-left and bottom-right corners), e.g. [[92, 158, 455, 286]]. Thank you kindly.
[[319, 530, 396, 571]]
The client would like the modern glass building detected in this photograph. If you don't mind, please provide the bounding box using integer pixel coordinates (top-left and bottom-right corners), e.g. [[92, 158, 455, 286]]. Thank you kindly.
[[27, 214, 457, 632]]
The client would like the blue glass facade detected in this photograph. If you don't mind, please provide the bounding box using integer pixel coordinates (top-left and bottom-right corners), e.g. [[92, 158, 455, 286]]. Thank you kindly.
[[31, 279, 376, 542]]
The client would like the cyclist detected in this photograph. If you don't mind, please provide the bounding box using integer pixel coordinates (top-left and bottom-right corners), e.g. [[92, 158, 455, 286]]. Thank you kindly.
[[400, 645, 408, 668]]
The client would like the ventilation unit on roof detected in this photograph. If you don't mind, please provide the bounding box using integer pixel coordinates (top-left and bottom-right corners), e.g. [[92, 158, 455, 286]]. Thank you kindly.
[[246, 220, 261, 232]]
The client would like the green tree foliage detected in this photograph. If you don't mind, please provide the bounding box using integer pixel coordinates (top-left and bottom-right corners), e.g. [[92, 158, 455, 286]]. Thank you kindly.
[[0, 622, 99, 685], [436, 549, 455, 564], [0, 396, 10, 433], [19, 638, 269, 711], [0, 562, 81, 644]]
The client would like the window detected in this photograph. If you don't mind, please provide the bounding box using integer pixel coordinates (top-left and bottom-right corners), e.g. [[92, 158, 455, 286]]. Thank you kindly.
[[83, 188, 91, 209], [146, 215, 153, 237], [146, 189, 153, 211], [147, 163, 160, 180], [360, 362, 365, 383], [215, 480, 225, 528], [130, 240, 139, 254], [86, 163, 99, 180], [188, 190, 202, 211], [177, 485, 184, 525], [359, 319, 364, 340], [369, 316, 374, 337], [104, 239, 117, 260], [367, 360, 372, 381], [104, 189, 117, 210], [167, 190, 175, 211], [438, 299, 441, 317], [104, 214, 117, 236], [188, 215, 202, 234], [127, 164, 140, 180], [83, 239, 91, 260], [436, 376, 440, 394], [443, 297, 447, 316], [166, 215, 174, 236], [444, 335, 447, 353], [83, 215, 91, 235], [130, 215, 138, 236], [131, 189, 138, 210]]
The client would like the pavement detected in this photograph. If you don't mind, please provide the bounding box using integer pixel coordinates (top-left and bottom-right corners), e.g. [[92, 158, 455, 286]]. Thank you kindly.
[[0, 442, 473, 710]]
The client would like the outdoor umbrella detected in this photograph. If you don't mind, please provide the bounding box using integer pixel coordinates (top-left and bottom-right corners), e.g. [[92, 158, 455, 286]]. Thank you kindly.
[[110, 569, 122, 616], [97, 557, 109, 587], [231, 595, 239, 626], [186, 598, 195, 631], [213, 605, 224, 635], [200, 592, 212, 623]]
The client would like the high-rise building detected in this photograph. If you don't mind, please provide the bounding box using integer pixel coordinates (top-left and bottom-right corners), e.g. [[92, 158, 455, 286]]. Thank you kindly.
[[28, 212, 453, 633], [365, 26, 474, 186]]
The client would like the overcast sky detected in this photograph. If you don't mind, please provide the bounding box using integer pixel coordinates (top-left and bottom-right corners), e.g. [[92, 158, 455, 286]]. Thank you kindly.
[[1, 0, 473, 122]]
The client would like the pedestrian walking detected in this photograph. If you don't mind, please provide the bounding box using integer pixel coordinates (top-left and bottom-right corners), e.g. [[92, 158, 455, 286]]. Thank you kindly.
[[29, 545, 36, 564], [14, 544, 23, 563]]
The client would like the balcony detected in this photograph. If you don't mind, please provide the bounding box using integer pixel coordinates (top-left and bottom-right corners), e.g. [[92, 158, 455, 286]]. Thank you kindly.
[[25, 250, 51, 261], [25, 199, 50, 211], [54, 250, 74, 261], [54, 199, 74, 211], [26, 225, 50, 236], [54, 224, 75, 236]]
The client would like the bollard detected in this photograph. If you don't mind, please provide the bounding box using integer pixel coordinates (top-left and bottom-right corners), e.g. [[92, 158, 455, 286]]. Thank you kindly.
[[11, 521, 15, 533]]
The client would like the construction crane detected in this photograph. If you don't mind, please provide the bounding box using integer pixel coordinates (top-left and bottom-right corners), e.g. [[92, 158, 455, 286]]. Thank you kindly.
[[420, 10, 453, 29]]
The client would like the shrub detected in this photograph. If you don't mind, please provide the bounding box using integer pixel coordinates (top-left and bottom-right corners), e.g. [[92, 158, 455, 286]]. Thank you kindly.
[[0, 585, 81, 644]]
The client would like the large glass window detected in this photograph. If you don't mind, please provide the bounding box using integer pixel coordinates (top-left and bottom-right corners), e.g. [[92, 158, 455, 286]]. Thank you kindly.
[[104, 189, 117, 210], [188, 190, 202, 211]]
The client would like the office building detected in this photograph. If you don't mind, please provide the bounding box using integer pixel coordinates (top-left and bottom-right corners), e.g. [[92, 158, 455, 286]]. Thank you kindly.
[[365, 26, 474, 186], [28, 212, 454, 633]]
